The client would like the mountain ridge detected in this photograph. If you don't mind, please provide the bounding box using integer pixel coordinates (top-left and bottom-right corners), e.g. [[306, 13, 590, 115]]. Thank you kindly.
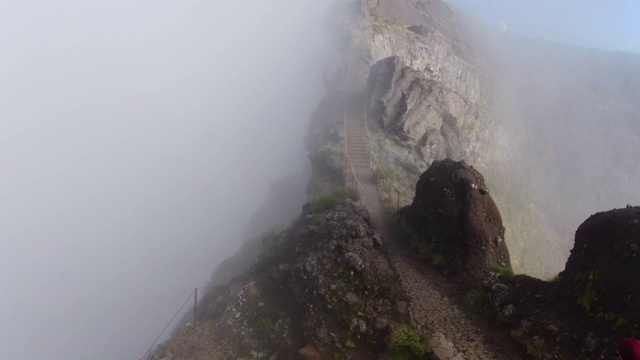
[[144, 0, 640, 359]]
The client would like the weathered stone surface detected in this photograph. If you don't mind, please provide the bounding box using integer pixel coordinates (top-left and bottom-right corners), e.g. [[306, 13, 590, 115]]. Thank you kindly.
[[401, 159, 511, 281], [561, 206, 640, 326], [365, 56, 463, 162], [290, 202, 405, 356]]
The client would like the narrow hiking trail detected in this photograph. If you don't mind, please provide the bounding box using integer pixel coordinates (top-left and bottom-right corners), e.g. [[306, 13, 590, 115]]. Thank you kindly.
[[342, 35, 522, 360]]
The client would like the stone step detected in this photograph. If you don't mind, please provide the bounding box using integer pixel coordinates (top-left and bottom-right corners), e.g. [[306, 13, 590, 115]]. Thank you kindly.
[[346, 144, 368, 150], [346, 143, 368, 149], [345, 133, 366, 137], [346, 140, 368, 146], [346, 154, 370, 161], [346, 129, 365, 134]]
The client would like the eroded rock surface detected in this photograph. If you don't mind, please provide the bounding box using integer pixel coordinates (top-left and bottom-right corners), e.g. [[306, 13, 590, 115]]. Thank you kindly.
[[150, 202, 416, 359], [400, 159, 511, 281], [561, 206, 640, 327], [365, 56, 463, 162]]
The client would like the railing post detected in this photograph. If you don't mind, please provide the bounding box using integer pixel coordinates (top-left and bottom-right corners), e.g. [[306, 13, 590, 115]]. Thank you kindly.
[[193, 288, 198, 333]]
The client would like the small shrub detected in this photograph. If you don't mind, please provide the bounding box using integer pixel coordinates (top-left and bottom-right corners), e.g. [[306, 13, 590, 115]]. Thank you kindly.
[[491, 264, 515, 279], [614, 317, 629, 331], [388, 325, 428, 359], [375, 164, 397, 184], [577, 288, 597, 314], [496, 311, 509, 325], [253, 244, 286, 273], [431, 254, 447, 267], [602, 312, 618, 322], [310, 188, 355, 214], [346, 187, 360, 202], [465, 286, 491, 315]]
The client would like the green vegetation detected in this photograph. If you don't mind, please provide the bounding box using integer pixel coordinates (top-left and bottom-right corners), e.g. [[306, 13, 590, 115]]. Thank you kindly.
[[253, 244, 286, 273], [318, 145, 344, 162], [465, 286, 491, 315], [310, 187, 357, 214], [375, 164, 398, 184], [614, 317, 629, 331], [577, 287, 597, 314], [253, 230, 287, 273], [430, 253, 447, 267], [491, 264, 515, 279], [388, 325, 428, 359], [400, 223, 454, 272], [595, 311, 636, 333]]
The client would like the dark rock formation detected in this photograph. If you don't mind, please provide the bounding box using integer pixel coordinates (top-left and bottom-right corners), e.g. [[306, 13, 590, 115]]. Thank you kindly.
[[561, 206, 640, 328], [481, 207, 640, 360], [289, 202, 404, 357], [150, 202, 417, 359], [400, 159, 511, 281]]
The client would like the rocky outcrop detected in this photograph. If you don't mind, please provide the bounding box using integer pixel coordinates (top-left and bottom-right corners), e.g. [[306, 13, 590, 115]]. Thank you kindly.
[[362, 0, 500, 171], [366, 56, 464, 162], [400, 159, 511, 281], [149, 201, 422, 359], [358, 0, 578, 278], [561, 206, 640, 328], [477, 207, 640, 360], [288, 202, 405, 357]]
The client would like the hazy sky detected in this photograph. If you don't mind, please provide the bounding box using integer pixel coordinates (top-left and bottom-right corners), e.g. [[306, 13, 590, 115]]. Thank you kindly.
[[447, 0, 640, 54], [0, 1, 331, 359]]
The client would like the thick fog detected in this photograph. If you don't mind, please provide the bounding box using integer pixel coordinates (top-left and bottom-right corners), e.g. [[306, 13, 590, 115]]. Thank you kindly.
[[448, 0, 640, 274], [0, 1, 333, 359]]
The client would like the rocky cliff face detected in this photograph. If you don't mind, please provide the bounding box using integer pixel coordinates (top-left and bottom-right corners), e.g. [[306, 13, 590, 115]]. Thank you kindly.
[[149, 202, 424, 360], [365, 56, 465, 163], [362, 1, 498, 173], [319, 0, 562, 278], [327, 0, 640, 278]]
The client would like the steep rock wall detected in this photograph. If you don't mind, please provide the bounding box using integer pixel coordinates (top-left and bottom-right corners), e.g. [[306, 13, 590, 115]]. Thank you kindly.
[[354, 0, 563, 277]]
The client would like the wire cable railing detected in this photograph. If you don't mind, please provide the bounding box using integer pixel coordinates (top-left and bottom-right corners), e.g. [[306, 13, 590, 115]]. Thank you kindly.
[[139, 289, 195, 360], [139, 284, 221, 360]]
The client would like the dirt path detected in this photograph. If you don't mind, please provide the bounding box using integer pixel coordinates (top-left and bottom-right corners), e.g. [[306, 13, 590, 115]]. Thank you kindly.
[[343, 35, 524, 360]]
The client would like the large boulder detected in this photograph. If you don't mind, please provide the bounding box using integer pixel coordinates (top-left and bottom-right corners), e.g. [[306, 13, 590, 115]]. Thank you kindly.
[[400, 159, 511, 281], [560, 206, 640, 328]]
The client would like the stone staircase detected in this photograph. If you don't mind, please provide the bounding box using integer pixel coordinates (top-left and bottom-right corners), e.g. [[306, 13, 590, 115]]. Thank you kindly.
[[343, 36, 371, 198], [342, 35, 509, 360]]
